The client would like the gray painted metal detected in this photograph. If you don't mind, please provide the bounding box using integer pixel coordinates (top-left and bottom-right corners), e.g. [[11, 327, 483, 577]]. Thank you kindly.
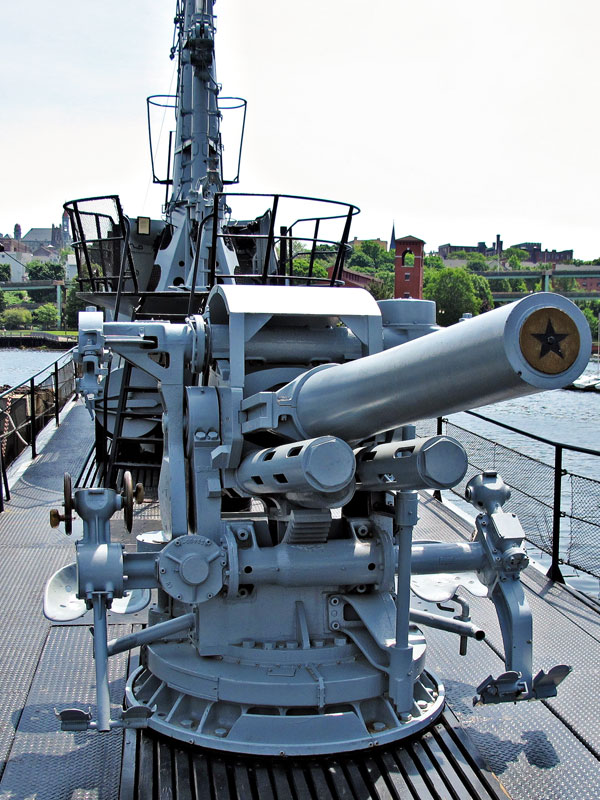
[[68, 285, 586, 752]]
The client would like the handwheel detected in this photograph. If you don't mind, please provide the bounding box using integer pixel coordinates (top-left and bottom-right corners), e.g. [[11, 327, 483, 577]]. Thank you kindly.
[[122, 471, 134, 533]]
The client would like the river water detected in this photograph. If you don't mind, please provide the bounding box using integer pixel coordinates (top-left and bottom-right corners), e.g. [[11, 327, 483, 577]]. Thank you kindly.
[[0, 349, 71, 390]]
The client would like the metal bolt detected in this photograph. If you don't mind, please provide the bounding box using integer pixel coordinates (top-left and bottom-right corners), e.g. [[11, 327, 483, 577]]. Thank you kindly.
[[372, 721, 386, 732], [330, 596, 340, 606]]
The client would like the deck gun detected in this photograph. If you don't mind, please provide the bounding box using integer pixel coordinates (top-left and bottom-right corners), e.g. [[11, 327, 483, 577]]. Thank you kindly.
[[45, 288, 590, 753]]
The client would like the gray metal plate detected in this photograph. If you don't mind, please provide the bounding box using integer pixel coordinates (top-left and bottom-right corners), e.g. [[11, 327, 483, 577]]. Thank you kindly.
[[0, 625, 132, 800]]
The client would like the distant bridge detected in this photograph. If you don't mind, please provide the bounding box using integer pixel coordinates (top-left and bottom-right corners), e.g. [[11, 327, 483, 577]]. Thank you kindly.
[[0, 281, 65, 326], [469, 269, 600, 302]]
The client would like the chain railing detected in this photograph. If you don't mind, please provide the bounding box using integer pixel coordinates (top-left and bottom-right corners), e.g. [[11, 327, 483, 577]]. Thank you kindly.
[[417, 413, 600, 582], [0, 348, 77, 512]]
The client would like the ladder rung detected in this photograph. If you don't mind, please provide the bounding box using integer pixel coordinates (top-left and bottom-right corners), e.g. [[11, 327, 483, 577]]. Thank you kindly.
[[123, 386, 159, 393], [119, 411, 162, 418], [112, 461, 162, 469], [114, 436, 162, 443]]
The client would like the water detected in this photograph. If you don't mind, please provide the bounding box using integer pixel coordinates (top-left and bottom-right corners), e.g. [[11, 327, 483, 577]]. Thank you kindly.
[[0, 349, 69, 390], [451, 359, 600, 479]]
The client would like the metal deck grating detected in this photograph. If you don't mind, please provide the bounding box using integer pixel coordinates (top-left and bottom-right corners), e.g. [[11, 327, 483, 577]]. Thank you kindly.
[[122, 711, 508, 800]]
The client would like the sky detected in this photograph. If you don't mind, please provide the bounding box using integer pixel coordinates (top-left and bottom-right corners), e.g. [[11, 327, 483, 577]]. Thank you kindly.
[[2, 0, 600, 258]]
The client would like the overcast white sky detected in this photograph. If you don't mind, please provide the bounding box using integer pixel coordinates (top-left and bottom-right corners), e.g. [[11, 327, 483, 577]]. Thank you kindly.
[[2, 0, 599, 258]]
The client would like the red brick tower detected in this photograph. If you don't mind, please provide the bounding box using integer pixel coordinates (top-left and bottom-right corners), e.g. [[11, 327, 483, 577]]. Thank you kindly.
[[394, 235, 425, 299]]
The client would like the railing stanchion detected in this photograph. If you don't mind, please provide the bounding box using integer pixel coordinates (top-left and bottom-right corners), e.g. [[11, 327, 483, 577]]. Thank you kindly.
[[0, 445, 9, 503], [432, 417, 445, 501], [30, 378, 37, 459], [0, 448, 5, 512], [548, 445, 565, 583], [54, 362, 60, 427]]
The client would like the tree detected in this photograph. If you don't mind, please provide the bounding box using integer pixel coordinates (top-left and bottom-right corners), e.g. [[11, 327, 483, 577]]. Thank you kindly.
[[2, 308, 32, 329], [508, 253, 522, 270], [65, 286, 88, 328], [552, 276, 578, 292], [0, 291, 5, 314], [423, 267, 479, 325], [3, 290, 31, 306], [503, 247, 529, 263], [347, 251, 375, 271], [470, 273, 494, 313], [288, 257, 328, 280], [59, 247, 74, 264], [33, 303, 58, 329], [509, 277, 528, 292], [0, 263, 10, 282], [581, 307, 598, 338], [465, 252, 489, 271], [403, 252, 415, 266], [424, 255, 444, 270], [367, 271, 394, 300], [26, 260, 65, 281], [348, 241, 395, 273]]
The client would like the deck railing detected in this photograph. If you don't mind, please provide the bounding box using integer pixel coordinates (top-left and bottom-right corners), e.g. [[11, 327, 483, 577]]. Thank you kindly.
[[417, 413, 600, 583], [0, 349, 77, 512]]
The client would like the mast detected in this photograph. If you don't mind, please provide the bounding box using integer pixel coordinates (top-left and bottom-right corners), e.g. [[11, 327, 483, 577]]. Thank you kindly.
[[155, 0, 235, 293], [170, 0, 222, 211]]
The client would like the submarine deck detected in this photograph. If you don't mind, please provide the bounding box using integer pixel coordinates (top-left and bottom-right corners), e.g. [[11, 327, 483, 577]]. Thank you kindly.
[[0, 402, 599, 799]]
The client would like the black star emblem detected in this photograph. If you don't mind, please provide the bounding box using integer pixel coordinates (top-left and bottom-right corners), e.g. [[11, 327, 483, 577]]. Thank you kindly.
[[531, 319, 568, 359]]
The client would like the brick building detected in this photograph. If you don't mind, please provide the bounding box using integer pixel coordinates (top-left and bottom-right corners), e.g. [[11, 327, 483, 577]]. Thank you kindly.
[[394, 235, 424, 299]]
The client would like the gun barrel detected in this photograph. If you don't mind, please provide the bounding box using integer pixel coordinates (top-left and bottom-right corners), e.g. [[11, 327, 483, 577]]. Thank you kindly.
[[291, 294, 590, 442]]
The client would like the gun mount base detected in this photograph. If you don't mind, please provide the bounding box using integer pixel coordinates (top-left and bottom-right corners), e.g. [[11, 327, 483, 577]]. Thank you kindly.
[[125, 646, 445, 756]]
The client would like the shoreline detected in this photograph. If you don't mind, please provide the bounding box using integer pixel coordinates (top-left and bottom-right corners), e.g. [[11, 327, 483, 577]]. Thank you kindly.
[[0, 333, 75, 350]]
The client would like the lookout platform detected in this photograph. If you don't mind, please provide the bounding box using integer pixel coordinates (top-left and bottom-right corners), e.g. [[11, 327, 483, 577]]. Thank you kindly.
[[0, 402, 598, 799]]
